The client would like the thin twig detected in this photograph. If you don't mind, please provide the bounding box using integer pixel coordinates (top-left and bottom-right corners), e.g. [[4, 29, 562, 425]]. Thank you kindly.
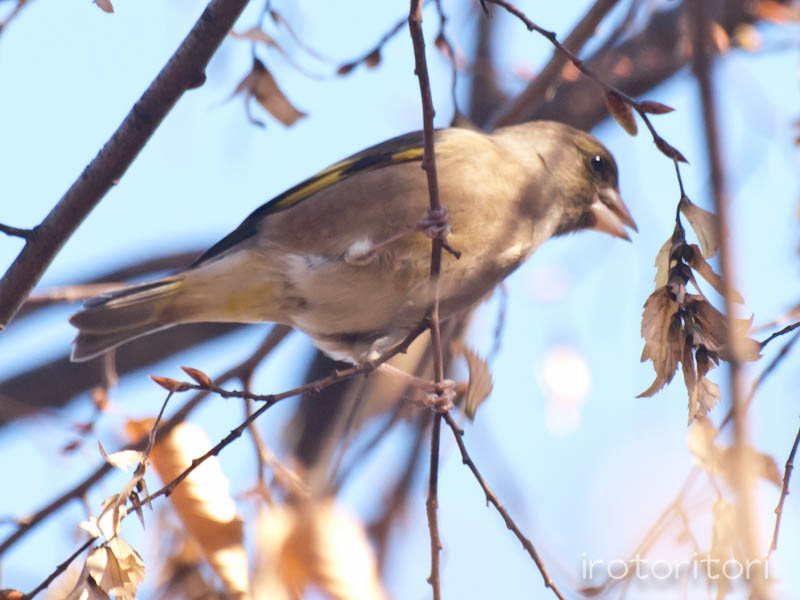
[[690, 2, 766, 597], [0, 222, 33, 240], [442, 413, 566, 600], [488, 0, 621, 128], [769, 420, 800, 555], [760, 321, 800, 349], [22, 536, 96, 600], [0, 326, 290, 557], [408, 1, 449, 596], [0, 0, 251, 329]]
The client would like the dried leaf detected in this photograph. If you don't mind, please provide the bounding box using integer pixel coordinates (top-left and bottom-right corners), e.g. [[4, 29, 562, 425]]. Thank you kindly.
[[653, 238, 672, 288], [684, 244, 743, 303], [680, 198, 718, 258], [710, 21, 730, 54], [231, 27, 279, 48], [150, 375, 190, 392], [363, 49, 381, 68], [751, 0, 800, 22], [181, 366, 212, 387], [63, 562, 112, 600], [140, 422, 249, 598], [639, 100, 675, 115], [685, 297, 761, 362], [732, 23, 762, 51], [605, 91, 637, 136], [86, 539, 144, 600], [681, 343, 698, 423], [687, 416, 720, 472], [695, 348, 721, 418], [232, 59, 306, 128], [336, 62, 357, 76], [98, 442, 144, 472], [461, 346, 493, 420], [719, 447, 782, 488], [638, 288, 682, 397], [434, 33, 453, 61], [94, 0, 114, 13], [655, 137, 688, 163]]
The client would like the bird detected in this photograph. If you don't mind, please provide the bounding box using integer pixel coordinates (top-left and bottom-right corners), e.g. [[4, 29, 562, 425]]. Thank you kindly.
[[69, 120, 636, 364]]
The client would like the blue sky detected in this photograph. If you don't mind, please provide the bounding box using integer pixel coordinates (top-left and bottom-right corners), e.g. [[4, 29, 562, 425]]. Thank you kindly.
[[1, 1, 798, 598]]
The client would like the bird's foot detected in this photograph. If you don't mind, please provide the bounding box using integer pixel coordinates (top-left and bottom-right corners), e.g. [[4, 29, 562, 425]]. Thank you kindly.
[[424, 379, 456, 413], [416, 208, 461, 258]]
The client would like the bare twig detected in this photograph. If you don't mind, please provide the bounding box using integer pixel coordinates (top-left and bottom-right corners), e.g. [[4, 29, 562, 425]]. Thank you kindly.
[[0, 0, 29, 39], [690, 2, 766, 597], [0, 0, 250, 329], [489, 0, 621, 128], [760, 321, 800, 349], [22, 536, 96, 600], [408, 0, 450, 596], [769, 421, 800, 554], [0, 222, 33, 240], [442, 413, 566, 600]]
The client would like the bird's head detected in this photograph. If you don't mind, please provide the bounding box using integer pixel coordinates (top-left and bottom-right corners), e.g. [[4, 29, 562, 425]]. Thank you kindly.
[[493, 121, 637, 241], [550, 127, 637, 240]]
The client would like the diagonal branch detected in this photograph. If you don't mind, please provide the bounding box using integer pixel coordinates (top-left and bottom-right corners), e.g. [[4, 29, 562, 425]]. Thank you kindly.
[[0, 0, 250, 329]]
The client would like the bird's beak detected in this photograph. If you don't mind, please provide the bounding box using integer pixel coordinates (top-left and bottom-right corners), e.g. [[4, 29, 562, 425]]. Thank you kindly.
[[590, 188, 637, 241]]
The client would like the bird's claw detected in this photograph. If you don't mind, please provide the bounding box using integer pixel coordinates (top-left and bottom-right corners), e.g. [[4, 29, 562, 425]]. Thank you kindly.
[[425, 379, 456, 413]]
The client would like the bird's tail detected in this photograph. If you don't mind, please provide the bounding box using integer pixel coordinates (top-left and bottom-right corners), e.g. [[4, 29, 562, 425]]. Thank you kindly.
[[69, 277, 184, 362]]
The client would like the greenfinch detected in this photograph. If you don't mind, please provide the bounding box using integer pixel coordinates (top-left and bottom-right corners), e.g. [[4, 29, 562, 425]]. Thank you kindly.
[[70, 121, 635, 363]]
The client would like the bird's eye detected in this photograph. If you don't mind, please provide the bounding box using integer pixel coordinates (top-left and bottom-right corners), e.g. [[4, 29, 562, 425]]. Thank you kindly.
[[590, 154, 606, 175]]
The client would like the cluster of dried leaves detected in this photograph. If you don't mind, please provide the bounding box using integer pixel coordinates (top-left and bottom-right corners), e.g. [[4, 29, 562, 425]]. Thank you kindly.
[[638, 198, 761, 423], [54, 413, 395, 600]]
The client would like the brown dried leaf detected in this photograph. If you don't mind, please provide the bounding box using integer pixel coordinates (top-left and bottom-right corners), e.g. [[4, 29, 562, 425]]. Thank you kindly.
[[234, 59, 306, 127], [720, 447, 782, 488], [461, 346, 493, 420], [685, 244, 744, 303], [64, 564, 112, 600], [94, 0, 114, 13], [98, 442, 144, 472], [150, 375, 190, 392], [653, 238, 672, 288], [680, 198, 718, 258], [655, 137, 688, 163], [685, 297, 761, 362], [336, 62, 357, 76], [605, 91, 637, 136], [687, 416, 720, 472], [681, 343, 699, 423], [434, 33, 453, 61], [732, 23, 762, 51], [230, 27, 278, 48], [181, 366, 212, 387], [751, 0, 800, 22], [363, 49, 381, 68], [711, 21, 730, 54], [695, 348, 721, 418], [638, 288, 683, 397], [639, 100, 675, 115], [142, 422, 249, 598]]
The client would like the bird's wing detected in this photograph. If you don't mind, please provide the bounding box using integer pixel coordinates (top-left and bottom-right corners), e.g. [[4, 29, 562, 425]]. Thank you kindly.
[[190, 130, 431, 268]]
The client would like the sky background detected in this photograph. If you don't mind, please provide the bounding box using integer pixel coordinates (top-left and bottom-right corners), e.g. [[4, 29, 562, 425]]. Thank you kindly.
[[0, 1, 798, 598]]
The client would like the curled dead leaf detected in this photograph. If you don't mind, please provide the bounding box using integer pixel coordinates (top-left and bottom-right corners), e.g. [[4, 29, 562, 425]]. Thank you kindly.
[[679, 198, 718, 258], [138, 422, 249, 598], [234, 59, 306, 128], [605, 91, 637, 136], [639, 100, 675, 115], [654, 137, 688, 163], [460, 346, 493, 420], [638, 287, 682, 397], [94, 0, 114, 13]]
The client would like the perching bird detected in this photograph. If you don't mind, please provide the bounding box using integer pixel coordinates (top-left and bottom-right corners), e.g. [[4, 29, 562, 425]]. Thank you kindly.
[[70, 121, 636, 363]]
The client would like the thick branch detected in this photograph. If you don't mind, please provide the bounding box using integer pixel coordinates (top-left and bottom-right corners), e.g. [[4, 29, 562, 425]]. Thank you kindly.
[[0, 0, 250, 329]]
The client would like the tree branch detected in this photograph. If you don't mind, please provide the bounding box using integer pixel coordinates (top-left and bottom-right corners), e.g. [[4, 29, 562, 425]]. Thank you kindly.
[[0, 0, 250, 329]]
